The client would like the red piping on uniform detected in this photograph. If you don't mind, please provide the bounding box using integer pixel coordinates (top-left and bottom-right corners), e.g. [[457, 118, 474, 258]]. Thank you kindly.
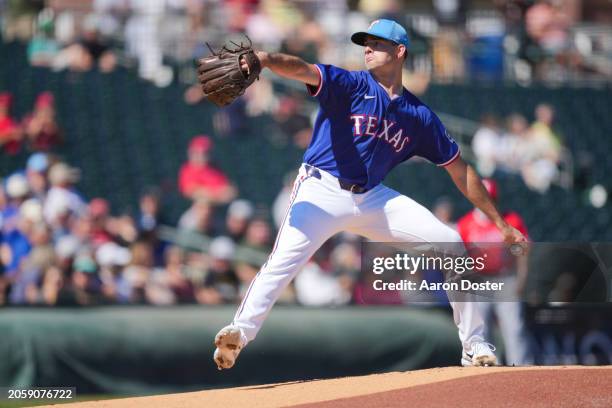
[[233, 173, 307, 323], [438, 150, 461, 167], [308, 65, 324, 97]]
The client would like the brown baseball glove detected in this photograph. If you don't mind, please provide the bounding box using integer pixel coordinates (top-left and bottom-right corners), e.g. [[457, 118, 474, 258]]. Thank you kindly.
[[196, 38, 262, 107]]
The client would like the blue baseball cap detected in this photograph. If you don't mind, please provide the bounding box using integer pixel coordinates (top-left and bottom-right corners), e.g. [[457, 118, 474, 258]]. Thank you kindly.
[[27, 153, 49, 173], [351, 19, 410, 49]]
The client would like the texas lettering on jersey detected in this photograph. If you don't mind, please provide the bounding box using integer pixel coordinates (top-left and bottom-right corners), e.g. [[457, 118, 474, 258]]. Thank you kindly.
[[350, 115, 410, 153], [304, 64, 460, 189]]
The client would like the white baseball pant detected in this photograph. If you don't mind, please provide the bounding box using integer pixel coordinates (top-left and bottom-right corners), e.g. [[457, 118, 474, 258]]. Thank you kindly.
[[478, 276, 533, 365], [233, 164, 486, 350]]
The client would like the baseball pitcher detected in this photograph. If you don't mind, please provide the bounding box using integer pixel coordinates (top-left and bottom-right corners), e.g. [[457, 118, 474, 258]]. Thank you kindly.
[[200, 19, 527, 370]]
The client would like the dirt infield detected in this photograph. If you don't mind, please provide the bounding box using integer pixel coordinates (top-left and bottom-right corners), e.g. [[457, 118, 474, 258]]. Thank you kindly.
[[41, 366, 611, 408]]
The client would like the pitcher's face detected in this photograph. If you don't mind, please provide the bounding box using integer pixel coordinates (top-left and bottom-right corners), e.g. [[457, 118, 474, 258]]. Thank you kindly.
[[363, 36, 405, 72]]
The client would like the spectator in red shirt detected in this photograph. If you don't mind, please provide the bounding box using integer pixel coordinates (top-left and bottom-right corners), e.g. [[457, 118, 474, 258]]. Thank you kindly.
[[457, 179, 528, 253], [456, 178, 533, 366], [88, 198, 113, 248], [457, 179, 529, 279], [178, 135, 237, 204], [23, 92, 63, 151], [0, 92, 24, 155]]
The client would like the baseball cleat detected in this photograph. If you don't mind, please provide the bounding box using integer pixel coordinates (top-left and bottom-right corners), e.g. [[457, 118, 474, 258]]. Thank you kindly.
[[461, 342, 498, 367], [213, 325, 246, 370]]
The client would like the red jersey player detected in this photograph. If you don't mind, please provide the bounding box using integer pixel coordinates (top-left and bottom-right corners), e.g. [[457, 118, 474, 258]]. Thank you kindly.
[[457, 178, 533, 365]]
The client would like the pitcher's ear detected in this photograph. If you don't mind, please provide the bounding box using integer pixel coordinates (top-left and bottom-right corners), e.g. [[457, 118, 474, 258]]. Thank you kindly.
[[398, 44, 407, 60]]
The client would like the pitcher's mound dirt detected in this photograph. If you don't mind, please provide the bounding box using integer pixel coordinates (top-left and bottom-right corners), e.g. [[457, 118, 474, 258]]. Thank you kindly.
[[43, 366, 611, 408]]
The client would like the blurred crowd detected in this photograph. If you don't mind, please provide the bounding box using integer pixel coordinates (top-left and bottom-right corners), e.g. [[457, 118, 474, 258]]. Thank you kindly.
[[1, 0, 610, 88], [471, 103, 568, 193], [1, 129, 588, 308], [1, 0, 606, 308], [11, 130, 544, 308], [0, 90, 63, 155], [0, 136, 366, 307]]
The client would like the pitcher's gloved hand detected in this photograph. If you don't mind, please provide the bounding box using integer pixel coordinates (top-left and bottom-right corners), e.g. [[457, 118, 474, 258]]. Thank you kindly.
[[196, 37, 262, 107]]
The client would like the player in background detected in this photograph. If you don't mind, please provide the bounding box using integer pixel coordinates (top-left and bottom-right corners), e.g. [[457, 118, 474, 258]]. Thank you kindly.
[[214, 19, 527, 370], [457, 179, 533, 365]]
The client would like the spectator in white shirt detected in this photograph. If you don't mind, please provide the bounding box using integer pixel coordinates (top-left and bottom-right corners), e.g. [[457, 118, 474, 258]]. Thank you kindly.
[[44, 162, 86, 225]]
